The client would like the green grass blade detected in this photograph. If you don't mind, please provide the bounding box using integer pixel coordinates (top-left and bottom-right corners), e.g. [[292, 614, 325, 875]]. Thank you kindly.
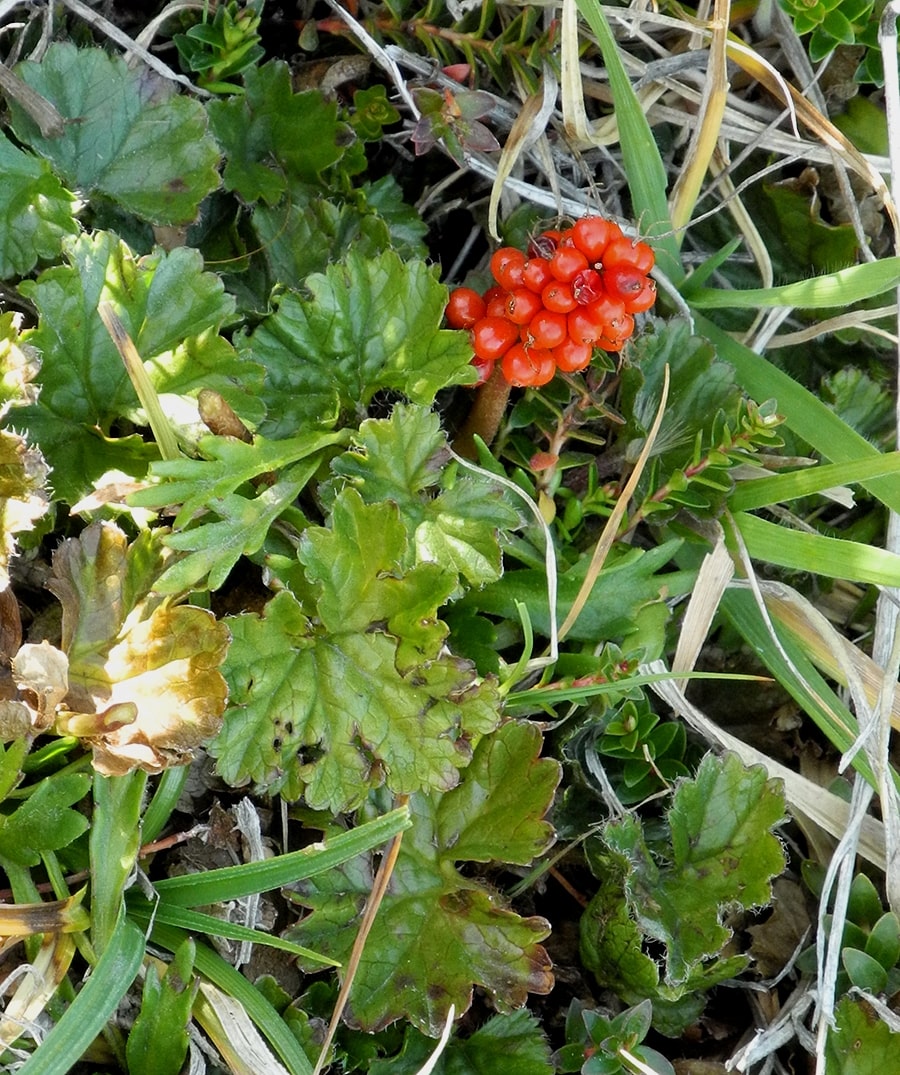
[[127, 900, 340, 967], [574, 0, 682, 281], [18, 916, 145, 1075], [141, 766, 189, 846], [695, 314, 900, 515], [688, 257, 900, 308], [719, 587, 874, 788], [735, 512, 900, 586], [148, 921, 314, 1075], [729, 453, 900, 513], [151, 805, 410, 906]]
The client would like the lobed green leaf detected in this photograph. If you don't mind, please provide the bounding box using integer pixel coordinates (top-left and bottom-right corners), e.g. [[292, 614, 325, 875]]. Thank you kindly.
[[11, 43, 220, 225]]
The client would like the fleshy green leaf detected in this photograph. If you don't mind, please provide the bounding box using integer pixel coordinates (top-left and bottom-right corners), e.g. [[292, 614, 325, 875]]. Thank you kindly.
[[10, 43, 220, 224], [239, 248, 476, 438], [604, 753, 786, 984], [18, 231, 259, 503], [328, 404, 520, 590], [0, 131, 78, 278], [214, 491, 501, 811], [0, 773, 91, 867], [289, 721, 559, 1034], [48, 522, 230, 775], [208, 60, 349, 203]]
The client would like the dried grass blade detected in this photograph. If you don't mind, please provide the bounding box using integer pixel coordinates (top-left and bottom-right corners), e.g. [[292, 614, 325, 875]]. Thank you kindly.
[[669, 0, 731, 233], [559, 365, 669, 641]]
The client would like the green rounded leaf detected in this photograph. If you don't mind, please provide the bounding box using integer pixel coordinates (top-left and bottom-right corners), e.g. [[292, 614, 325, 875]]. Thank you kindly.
[[841, 947, 888, 994]]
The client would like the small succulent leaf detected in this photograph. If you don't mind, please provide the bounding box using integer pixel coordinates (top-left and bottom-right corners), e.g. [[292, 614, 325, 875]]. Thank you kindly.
[[604, 753, 786, 984], [10, 43, 220, 224], [289, 721, 556, 1033], [0, 772, 91, 866], [208, 60, 349, 202], [215, 554, 500, 810], [847, 873, 883, 929], [48, 522, 230, 774], [17, 232, 255, 503], [825, 997, 900, 1073], [238, 249, 476, 438], [0, 132, 78, 277], [864, 912, 900, 971], [841, 948, 888, 994], [328, 404, 520, 589]]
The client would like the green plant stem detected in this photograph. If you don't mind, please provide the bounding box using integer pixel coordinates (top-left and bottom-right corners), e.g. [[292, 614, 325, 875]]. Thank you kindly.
[[453, 366, 511, 458], [90, 771, 148, 956]]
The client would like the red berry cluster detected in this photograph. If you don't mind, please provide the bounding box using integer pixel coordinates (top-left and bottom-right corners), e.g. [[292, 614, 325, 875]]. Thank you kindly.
[[445, 217, 656, 388]]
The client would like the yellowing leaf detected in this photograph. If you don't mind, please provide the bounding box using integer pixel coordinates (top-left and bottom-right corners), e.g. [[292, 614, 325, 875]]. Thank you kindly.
[[48, 521, 230, 774]]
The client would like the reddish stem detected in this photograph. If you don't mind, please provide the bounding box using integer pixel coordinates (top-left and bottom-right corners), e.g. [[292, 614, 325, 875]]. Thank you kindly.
[[453, 366, 511, 459]]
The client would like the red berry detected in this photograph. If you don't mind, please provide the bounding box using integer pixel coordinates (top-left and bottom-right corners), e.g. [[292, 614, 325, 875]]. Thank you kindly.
[[445, 287, 486, 329], [552, 337, 593, 373], [604, 265, 657, 313], [522, 256, 553, 293], [568, 294, 627, 345], [526, 309, 568, 349], [572, 216, 618, 261], [505, 287, 543, 325], [572, 268, 604, 305], [599, 312, 635, 351], [549, 246, 589, 283], [529, 229, 562, 259], [470, 355, 495, 384], [622, 281, 657, 314], [501, 343, 556, 387], [484, 286, 509, 319], [541, 281, 577, 314], [490, 247, 527, 290], [471, 316, 519, 361], [602, 237, 654, 275]]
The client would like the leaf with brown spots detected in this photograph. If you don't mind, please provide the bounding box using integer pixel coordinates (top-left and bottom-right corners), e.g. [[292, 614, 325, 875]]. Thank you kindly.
[[288, 721, 559, 1035]]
